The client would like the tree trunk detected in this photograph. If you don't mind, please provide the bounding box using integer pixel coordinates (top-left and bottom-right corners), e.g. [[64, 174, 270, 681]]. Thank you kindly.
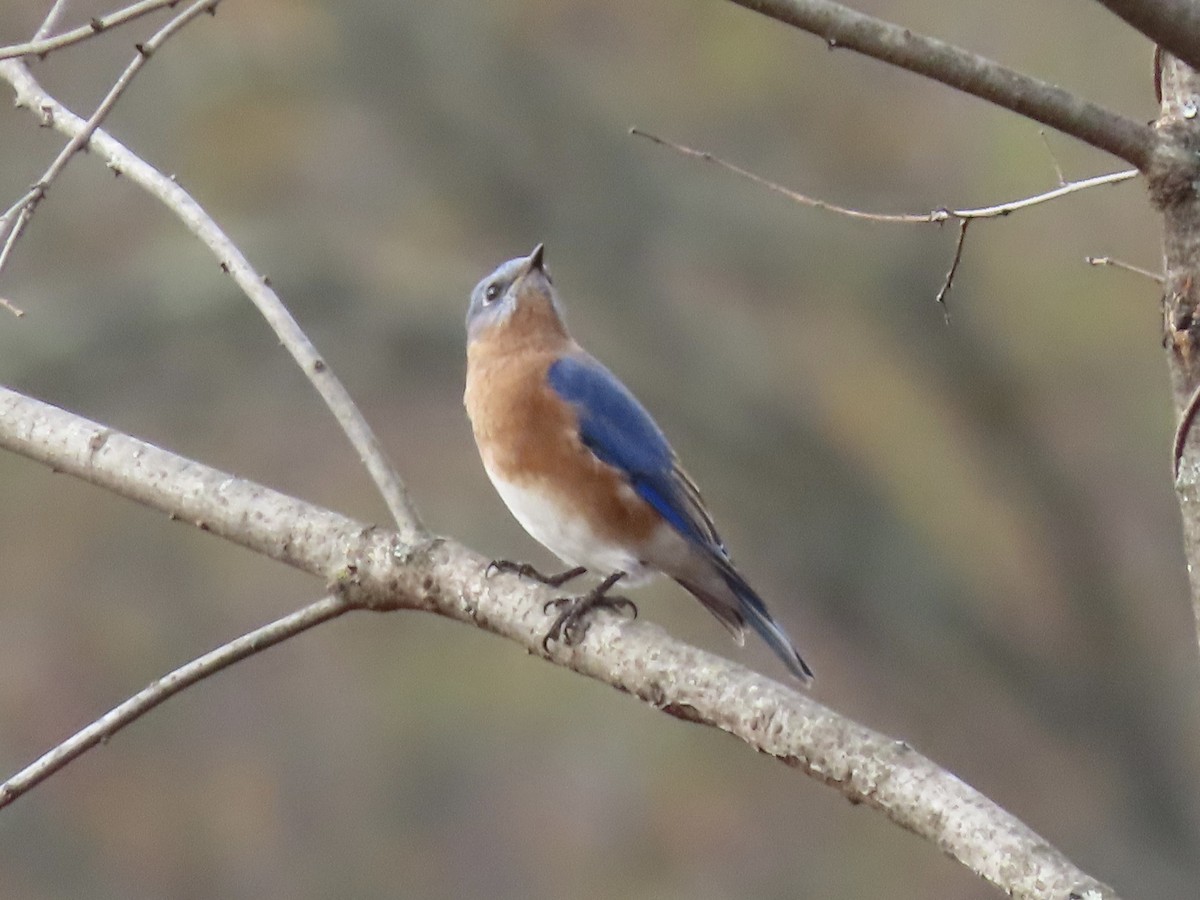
[[1156, 52, 1200, 653]]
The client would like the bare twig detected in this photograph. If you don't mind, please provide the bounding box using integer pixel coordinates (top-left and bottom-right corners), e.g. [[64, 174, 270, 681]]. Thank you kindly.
[[32, 0, 73, 42], [0, 0, 183, 61], [0, 60, 425, 541], [0, 384, 1121, 899], [0, 592, 353, 810], [954, 169, 1139, 217], [633, 129, 1139, 224], [935, 219, 969, 317], [632, 127, 932, 223], [0, 192, 42, 292], [725, 0, 1155, 169], [0, 0, 224, 284], [1091, 0, 1200, 75], [1038, 129, 1067, 186], [1085, 256, 1165, 283], [633, 128, 1138, 305]]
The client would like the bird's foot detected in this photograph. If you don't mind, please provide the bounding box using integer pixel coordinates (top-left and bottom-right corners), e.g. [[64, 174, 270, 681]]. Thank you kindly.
[[542, 572, 637, 650], [486, 560, 587, 588]]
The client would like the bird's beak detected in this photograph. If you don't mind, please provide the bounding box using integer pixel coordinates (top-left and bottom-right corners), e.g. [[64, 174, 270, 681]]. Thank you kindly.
[[524, 243, 546, 275]]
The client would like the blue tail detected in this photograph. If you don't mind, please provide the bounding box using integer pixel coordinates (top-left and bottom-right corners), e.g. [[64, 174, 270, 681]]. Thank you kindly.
[[683, 560, 814, 684]]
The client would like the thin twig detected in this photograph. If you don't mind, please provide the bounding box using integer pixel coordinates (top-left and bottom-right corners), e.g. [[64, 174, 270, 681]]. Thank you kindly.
[[0, 592, 354, 810], [32, 0, 73, 42], [0, 0, 182, 61], [954, 169, 1139, 217], [631, 128, 932, 223], [1085, 255, 1165, 283], [632, 128, 1137, 307], [0, 0, 224, 284], [725, 0, 1155, 169], [935, 219, 969, 319], [0, 60, 426, 541], [632, 128, 1139, 223], [1038, 129, 1067, 186], [0, 189, 44, 291]]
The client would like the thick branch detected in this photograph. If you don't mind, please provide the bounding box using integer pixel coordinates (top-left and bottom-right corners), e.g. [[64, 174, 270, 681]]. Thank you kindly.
[[1156, 54, 1200, 657], [726, 0, 1156, 169], [0, 385, 1120, 900], [1092, 0, 1200, 75]]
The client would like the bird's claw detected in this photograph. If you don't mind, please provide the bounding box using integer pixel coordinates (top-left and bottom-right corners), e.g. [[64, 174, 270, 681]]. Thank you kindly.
[[541, 591, 637, 652], [486, 559, 587, 587]]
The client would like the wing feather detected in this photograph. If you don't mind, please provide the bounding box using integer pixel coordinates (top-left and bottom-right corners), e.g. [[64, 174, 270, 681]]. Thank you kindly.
[[547, 355, 724, 553]]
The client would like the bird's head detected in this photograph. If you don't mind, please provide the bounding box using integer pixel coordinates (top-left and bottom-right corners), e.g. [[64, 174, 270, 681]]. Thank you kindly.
[[466, 243, 567, 345]]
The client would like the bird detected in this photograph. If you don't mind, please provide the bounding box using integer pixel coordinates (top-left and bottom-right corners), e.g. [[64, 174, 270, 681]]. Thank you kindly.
[[463, 243, 813, 683]]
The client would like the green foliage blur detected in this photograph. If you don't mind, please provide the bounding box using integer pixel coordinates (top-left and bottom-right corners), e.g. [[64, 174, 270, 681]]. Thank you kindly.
[[0, 1, 1194, 898]]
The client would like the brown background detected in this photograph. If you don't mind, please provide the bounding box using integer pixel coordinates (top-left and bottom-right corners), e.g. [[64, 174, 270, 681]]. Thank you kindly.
[[0, 1, 1194, 897]]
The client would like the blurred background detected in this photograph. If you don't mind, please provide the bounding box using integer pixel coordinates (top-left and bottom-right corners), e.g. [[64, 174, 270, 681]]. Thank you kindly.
[[0, 1, 1194, 897]]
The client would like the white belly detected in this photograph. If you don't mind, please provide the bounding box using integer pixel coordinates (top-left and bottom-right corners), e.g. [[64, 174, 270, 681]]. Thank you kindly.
[[485, 466, 657, 584]]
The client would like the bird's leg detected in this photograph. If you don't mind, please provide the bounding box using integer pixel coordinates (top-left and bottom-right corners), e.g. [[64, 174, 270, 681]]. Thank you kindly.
[[543, 571, 638, 650], [486, 560, 588, 587]]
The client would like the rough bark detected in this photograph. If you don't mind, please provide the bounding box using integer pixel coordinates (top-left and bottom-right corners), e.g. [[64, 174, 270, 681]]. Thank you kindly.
[[1154, 53, 1200, 653]]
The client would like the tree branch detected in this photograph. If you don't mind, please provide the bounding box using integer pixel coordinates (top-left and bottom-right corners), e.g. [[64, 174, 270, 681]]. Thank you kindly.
[[0, 0, 186, 61], [32, 0, 73, 43], [0, 592, 352, 809], [0, 385, 1121, 900], [0, 59, 426, 544], [0, 0, 223, 281], [632, 127, 1139, 308], [1092, 0, 1200, 75], [1085, 255, 1164, 282], [725, 0, 1156, 169], [934, 219, 969, 315], [631, 128, 1140, 223]]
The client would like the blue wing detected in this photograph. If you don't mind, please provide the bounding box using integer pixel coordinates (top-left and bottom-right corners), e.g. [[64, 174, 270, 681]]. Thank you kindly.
[[548, 354, 815, 682], [547, 354, 723, 551]]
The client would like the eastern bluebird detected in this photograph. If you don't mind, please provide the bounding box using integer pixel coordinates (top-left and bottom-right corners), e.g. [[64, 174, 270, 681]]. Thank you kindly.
[[464, 244, 813, 683]]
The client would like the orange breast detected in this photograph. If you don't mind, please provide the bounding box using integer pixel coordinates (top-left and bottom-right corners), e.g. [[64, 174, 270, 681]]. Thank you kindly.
[[465, 339, 661, 548]]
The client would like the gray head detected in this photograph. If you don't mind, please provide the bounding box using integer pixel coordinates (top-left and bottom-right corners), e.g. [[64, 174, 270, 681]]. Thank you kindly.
[[466, 244, 567, 343]]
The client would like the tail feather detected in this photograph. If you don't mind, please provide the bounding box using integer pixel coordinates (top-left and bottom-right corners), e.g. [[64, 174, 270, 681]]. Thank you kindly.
[[677, 561, 814, 684], [673, 577, 746, 643]]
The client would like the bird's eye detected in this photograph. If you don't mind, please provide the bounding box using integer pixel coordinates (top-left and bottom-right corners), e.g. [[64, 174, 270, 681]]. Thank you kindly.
[[484, 282, 502, 304]]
